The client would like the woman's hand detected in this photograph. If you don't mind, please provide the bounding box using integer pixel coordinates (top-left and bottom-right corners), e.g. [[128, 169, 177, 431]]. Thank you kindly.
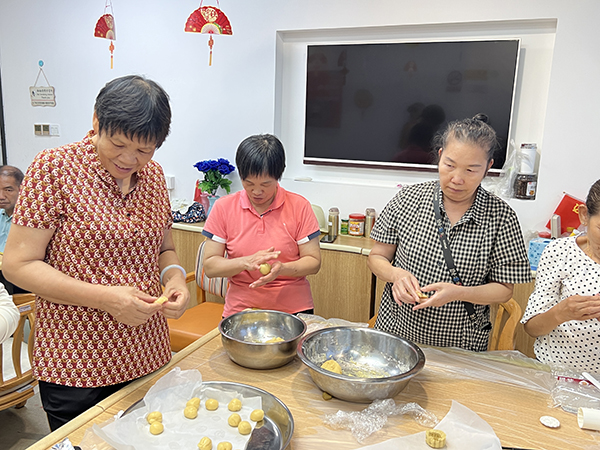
[[390, 268, 425, 305], [243, 247, 281, 273], [157, 281, 191, 320], [412, 282, 459, 310], [101, 286, 164, 327], [249, 260, 282, 289], [556, 294, 600, 322]]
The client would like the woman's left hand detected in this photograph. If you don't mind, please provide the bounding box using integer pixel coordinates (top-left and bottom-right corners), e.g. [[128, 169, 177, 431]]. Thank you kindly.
[[156, 281, 190, 319], [412, 282, 460, 310], [249, 260, 283, 289]]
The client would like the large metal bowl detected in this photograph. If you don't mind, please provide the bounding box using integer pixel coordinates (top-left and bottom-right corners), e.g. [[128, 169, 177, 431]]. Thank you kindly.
[[219, 310, 307, 369], [297, 326, 425, 403]]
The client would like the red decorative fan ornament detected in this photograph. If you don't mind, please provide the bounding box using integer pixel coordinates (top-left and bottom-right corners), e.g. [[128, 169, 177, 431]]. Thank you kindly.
[[185, 1, 233, 66], [94, 1, 116, 69]]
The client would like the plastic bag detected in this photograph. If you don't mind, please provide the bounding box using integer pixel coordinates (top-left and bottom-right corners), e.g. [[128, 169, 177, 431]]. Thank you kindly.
[[323, 398, 438, 443], [548, 366, 600, 413], [482, 139, 519, 200]]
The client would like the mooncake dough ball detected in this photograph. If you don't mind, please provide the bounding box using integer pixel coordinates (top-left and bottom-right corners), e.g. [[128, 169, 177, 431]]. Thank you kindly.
[[184, 405, 198, 419], [198, 436, 212, 450], [238, 420, 252, 435], [228, 398, 242, 411], [265, 337, 284, 343], [217, 442, 232, 450], [425, 429, 446, 448], [187, 397, 201, 408], [149, 421, 164, 435], [146, 411, 162, 424], [322, 391, 332, 400], [321, 359, 342, 374], [259, 263, 271, 275], [228, 413, 242, 427], [250, 409, 264, 422], [205, 398, 219, 411]]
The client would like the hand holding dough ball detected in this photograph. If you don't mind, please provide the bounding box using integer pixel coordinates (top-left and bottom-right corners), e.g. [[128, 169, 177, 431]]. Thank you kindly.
[[228, 413, 241, 427], [187, 397, 201, 408], [259, 263, 271, 275], [146, 411, 162, 424], [238, 420, 252, 435], [228, 398, 242, 411], [321, 359, 342, 374], [205, 398, 219, 411], [149, 421, 164, 435], [250, 409, 264, 422], [184, 405, 198, 419], [197, 436, 212, 450], [217, 443, 232, 450], [154, 295, 168, 305]]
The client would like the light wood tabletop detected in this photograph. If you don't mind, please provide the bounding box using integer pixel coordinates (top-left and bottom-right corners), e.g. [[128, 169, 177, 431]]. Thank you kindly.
[[27, 328, 600, 450]]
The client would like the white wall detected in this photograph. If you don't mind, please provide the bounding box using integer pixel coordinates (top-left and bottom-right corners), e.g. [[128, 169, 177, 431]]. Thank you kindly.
[[1, 0, 598, 235]]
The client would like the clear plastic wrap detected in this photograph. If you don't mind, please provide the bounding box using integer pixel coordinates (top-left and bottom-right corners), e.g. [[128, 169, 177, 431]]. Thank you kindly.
[[297, 313, 368, 335], [481, 139, 519, 200], [323, 398, 438, 443], [549, 366, 600, 413]]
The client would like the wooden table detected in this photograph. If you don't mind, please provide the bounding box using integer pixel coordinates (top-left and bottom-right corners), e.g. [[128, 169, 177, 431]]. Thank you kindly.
[[27, 329, 600, 450]]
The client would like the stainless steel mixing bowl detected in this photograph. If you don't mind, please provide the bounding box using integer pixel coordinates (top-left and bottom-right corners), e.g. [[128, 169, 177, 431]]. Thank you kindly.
[[219, 310, 307, 369], [296, 326, 425, 402]]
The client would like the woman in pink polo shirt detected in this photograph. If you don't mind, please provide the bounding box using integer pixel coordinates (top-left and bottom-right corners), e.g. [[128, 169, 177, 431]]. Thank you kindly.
[[202, 134, 321, 317]]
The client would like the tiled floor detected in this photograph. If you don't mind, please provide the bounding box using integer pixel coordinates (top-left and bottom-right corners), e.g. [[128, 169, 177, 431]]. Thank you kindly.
[[0, 386, 51, 450]]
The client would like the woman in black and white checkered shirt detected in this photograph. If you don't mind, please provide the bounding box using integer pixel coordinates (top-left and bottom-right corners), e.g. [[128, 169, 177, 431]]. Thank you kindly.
[[368, 115, 531, 351]]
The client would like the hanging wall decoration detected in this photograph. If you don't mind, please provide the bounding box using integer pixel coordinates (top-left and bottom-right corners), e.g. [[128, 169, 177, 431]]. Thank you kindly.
[[184, 1, 233, 66], [94, 0, 116, 69], [30, 60, 56, 107]]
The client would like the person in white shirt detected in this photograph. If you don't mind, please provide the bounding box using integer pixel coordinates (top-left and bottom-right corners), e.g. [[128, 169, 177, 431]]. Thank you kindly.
[[0, 282, 19, 343], [522, 179, 600, 374]]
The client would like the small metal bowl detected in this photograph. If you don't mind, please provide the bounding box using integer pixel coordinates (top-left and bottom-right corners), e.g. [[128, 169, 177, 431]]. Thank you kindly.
[[219, 310, 307, 370], [297, 326, 425, 403]]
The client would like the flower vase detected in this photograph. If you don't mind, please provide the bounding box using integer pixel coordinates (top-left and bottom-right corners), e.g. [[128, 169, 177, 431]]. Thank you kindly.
[[207, 194, 220, 216]]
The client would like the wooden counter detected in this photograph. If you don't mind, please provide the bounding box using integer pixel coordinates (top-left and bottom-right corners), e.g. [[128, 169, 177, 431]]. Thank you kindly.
[[26, 330, 600, 450]]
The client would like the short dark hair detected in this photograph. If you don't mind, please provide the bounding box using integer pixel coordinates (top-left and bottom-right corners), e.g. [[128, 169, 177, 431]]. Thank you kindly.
[[94, 75, 171, 149], [586, 179, 600, 217], [0, 165, 24, 186], [434, 113, 498, 163], [235, 134, 286, 180]]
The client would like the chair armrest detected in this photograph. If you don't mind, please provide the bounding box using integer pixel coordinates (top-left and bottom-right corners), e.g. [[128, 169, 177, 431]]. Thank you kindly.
[[185, 272, 195, 284]]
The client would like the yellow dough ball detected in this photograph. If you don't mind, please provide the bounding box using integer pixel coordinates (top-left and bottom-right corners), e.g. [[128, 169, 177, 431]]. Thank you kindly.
[[149, 421, 164, 435], [187, 397, 201, 408], [184, 405, 198, 419], [146, 411, 162, 424], [265, 337, 284, 343], [197, 436, 212, 450], [205, 398, 219, 411], [217, 443, 232, 450], [322, 391, 333, 400], [321, 359, 342, 374], [228, 398, 242, 411], [259, 263, 271, 275], [228, 413, 242, 427], [250, 409, 264, 422], [238, 420, 252, 435]]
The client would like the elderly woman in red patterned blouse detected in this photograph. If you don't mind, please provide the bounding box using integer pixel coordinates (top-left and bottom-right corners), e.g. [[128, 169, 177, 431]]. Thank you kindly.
[[3, 75, 189, 431]]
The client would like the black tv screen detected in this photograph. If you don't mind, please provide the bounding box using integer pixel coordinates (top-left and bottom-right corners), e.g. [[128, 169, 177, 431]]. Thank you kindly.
[[304, 39, 520, 172]]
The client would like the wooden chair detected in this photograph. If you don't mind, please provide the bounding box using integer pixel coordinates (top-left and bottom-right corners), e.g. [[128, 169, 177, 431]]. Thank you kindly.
[[167, 241, 227, 352], [0, 292, 37, 411], [488, 298, 522, 351], [367, 297, 522, 351]]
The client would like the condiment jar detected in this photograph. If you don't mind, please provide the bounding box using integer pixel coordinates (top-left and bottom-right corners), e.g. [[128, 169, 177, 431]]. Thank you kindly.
[[348, 213, 365, 236], [340, 219, 349, 235], [514, 143, 538, 200]]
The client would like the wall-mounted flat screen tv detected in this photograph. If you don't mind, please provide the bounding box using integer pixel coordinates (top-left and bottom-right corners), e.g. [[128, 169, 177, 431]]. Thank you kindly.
[[304, 39, 520, 173]]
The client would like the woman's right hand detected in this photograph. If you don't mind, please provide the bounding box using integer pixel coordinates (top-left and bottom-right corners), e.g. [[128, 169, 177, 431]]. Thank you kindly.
[[556, 294, 600, 322], [391, 268, 423, 305], [101, 286, 164, 327]]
